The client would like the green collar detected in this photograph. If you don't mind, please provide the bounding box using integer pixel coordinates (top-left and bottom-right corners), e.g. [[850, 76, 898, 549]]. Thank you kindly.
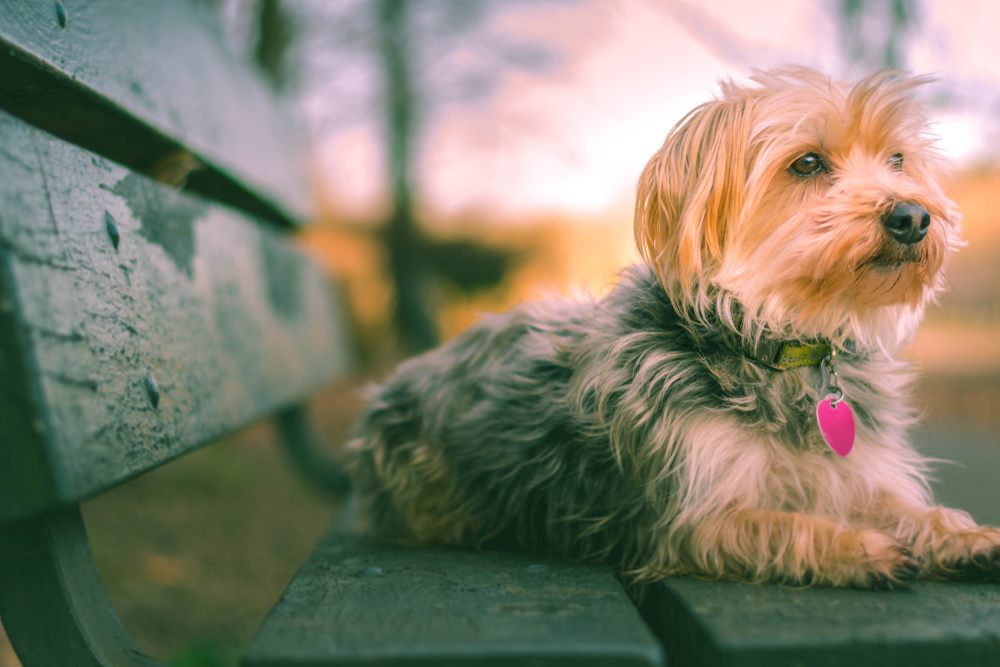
[[750, 340, 832, 370]]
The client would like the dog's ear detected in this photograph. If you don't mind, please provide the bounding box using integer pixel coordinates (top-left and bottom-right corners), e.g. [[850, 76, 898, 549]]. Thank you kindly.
[[635, 97, 750, 303]]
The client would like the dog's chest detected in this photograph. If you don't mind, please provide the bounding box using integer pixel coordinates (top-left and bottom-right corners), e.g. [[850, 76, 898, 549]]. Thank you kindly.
[[706, 356, 880, 450]]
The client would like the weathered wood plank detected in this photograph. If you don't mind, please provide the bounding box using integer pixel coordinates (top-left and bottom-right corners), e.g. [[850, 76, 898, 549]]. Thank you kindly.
[[0, 0, 310, 224], [242, 530, 664, 667], [641, 577, 1000, 667], [0, 110, 352, 521]]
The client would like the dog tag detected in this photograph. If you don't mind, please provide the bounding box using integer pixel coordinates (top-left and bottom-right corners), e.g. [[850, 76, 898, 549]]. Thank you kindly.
[[816, 396, 855, 457]]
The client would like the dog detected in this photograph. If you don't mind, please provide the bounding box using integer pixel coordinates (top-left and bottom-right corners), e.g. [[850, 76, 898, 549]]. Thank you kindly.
[[347, 67, 998, 588]]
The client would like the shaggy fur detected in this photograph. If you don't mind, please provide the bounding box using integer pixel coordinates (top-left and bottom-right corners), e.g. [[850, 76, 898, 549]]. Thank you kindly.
[[348, 68, 1000, 588]]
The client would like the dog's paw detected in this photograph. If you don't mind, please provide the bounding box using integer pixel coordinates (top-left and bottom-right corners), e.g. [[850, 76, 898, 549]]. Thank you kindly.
[[931, 527, 1000, 581], [844, 530, 920, 590]]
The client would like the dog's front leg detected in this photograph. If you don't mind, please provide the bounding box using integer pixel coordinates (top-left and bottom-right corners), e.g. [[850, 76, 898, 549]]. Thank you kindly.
[[860, 494, 1000, 579], [682, 508, 919, 588]]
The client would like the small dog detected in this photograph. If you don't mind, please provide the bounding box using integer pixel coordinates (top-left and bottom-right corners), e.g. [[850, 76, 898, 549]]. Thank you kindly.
[[348, 68, 999, 588]]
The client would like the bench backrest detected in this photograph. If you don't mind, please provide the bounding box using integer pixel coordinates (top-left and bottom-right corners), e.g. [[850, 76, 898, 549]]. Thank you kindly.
[[0, 1, 352, 521], [0, 6, 356, 665], [0, 0, 309, 224]]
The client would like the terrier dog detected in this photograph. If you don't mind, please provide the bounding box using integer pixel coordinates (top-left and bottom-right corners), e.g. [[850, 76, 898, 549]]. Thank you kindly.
[[348, 68, 998, 588]]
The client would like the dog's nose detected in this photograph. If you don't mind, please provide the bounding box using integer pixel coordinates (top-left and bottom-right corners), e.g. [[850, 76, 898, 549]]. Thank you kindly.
[[882, 203, 930, 245]]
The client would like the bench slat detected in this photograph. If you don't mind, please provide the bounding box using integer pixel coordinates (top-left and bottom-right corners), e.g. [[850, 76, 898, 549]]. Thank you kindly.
[[0, 110, 351, 521], [641, 577, 1000, 667], [242, 531, 664, 667], [0, 0, 309, 225]]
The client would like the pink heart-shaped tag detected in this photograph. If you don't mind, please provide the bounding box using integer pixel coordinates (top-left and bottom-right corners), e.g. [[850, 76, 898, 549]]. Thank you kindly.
[[816, 396, 855, 457]]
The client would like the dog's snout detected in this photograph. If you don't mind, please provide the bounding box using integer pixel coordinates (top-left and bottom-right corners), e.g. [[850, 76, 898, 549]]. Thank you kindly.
[[882, 203, 930, 245]]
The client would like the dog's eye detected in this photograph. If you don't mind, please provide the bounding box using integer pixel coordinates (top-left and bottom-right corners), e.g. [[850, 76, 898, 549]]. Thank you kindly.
[[789, 153, 825, 176], [888, 153, 904, 170]]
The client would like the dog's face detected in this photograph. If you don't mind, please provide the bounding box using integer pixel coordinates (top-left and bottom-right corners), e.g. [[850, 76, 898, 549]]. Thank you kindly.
[[635, 68, 962, 345]]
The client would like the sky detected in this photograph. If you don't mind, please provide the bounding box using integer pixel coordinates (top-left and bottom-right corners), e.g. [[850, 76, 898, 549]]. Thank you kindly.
[[304, 0, 1000, 220]]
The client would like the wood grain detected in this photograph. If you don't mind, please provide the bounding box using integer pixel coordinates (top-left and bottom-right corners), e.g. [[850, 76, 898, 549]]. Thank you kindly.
[[242, 530, 664, 667], [641, 577, 1000, 667], [0, 110, 352, 521], [0, 0, 310, 225]]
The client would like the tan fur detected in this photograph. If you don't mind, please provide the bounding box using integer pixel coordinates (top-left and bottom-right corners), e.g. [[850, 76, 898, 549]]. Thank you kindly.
[[628, 68, 990, 586], [636, 68, 961, 347]]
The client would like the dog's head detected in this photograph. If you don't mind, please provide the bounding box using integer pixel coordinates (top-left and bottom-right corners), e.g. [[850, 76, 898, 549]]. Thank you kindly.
[[635, 68, 962, 348]]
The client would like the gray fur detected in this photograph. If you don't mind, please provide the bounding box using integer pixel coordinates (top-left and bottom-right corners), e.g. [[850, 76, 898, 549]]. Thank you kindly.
[[347, 264, 899, 578]]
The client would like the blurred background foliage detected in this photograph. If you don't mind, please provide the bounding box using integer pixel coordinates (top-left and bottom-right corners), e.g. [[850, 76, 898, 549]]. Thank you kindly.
[[277, 0, 1000, 369], [3, 1, 999, 665]]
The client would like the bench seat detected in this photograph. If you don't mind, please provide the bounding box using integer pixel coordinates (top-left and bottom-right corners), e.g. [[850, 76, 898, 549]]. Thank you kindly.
[[641, 577, 1000, 667], [245, 527, 1000, 667], [243, 529, 664, 667]]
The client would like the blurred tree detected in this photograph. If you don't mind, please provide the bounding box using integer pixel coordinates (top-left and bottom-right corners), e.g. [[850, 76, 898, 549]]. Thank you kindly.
[[192, 0, 297, 84], [836, 0, 919, 71], [254, 0, 295, 91], [376, 0, 438, 353], [663, 0, 921, 78], [294, 0, 563, 355], [188, 0, 546, 355]]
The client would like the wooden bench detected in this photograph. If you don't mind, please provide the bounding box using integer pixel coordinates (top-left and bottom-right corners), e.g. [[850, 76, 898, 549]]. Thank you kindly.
[[0, 1, 349, 664], [2, 3, 1000, 667]]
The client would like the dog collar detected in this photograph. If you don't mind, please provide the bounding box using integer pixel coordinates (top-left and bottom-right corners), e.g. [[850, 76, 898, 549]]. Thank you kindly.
[[750, 340, 832, 370]]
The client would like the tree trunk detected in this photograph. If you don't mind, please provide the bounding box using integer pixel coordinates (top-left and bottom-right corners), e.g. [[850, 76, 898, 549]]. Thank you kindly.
[[377, 0, 439, 354]]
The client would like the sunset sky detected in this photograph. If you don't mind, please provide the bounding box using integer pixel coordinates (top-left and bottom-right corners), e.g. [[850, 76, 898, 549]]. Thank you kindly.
[[304, 0, 1000, 220]]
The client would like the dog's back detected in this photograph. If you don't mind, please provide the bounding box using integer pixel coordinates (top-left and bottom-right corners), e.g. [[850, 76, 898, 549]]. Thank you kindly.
[[347, 268, 673, 568]]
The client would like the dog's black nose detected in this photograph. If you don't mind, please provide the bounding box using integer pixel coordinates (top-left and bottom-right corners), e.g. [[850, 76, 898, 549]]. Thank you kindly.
[[882, 202, 930, 245]]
